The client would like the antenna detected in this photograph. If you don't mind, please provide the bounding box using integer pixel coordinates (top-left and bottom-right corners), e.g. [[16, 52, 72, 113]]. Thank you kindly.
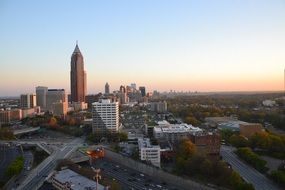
[[76, 40, 78, 45]]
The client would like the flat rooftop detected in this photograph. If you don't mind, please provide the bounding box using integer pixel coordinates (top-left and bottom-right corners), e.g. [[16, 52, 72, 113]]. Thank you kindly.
[[154, 122, 202, 133], [53, 169, 105, 190]]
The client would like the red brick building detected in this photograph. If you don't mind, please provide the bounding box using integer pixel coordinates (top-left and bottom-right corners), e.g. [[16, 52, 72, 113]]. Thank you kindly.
[[189, 132, 221, 155]]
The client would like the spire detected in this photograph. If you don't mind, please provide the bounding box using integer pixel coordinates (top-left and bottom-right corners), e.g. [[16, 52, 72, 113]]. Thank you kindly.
[[73, 41, 81, 54]]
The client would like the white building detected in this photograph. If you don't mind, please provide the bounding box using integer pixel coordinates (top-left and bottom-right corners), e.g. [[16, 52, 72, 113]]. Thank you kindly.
[[153, 120, 202, 143], [51, 169, 105, 190], [92, 99, 119, 133], [262, 100, 276, 107], [138, 138, 161, 168]]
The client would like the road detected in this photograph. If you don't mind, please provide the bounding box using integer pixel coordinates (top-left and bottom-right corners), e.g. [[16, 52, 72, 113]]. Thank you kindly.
[[0, 143, 21, 180], [16, 138, 84, 190], [220, 145, 280, 190], [90, 158, 180, 190]]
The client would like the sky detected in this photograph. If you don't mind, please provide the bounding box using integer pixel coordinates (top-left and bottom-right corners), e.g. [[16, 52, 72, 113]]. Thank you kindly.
[[0, 0, 284, 96]]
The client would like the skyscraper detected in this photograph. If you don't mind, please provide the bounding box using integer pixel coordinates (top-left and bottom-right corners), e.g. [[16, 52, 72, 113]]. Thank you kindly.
[[20, 94, 36, 109], [36, 86, 48, 110], [105, 82, 110, 94], [139, 86, 146, 97], [70, 43, 87, 103]]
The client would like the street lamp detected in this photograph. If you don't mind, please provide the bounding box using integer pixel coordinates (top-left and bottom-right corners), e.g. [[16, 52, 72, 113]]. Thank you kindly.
[[92, 167, 101, 190]]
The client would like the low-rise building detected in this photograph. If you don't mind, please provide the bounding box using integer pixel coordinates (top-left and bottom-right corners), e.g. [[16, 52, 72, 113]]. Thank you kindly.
[[239, 123, 264, 138], [69, 102, 88, 111], [218, 120, 264, 137], [10, 109, 22, 121], [189, 132, 221, 155], [51, 169, 106, 190], [138, 138, 161, 168], [0, 110, 10, 126], [153, 120, 202, 143]]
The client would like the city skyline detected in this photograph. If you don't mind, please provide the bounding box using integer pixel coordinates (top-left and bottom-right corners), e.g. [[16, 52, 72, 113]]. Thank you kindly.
[[0, 0, 285, 96]]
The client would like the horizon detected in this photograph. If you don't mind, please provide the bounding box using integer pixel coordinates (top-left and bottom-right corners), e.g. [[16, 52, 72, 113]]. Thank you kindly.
[[0, 0, 285, 96]]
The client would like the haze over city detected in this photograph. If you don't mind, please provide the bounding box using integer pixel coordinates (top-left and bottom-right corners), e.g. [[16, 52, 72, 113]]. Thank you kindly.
[[0, 0, 284, 96]]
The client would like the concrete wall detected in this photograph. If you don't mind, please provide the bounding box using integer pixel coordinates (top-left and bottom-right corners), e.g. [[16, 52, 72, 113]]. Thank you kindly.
[[104, 149, 215, 190]]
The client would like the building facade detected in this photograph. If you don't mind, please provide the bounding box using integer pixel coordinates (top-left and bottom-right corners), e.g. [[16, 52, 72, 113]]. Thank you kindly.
[[189, 132, 221, 155], [70, 43, 86, 103], [36, 86, 48, 110], [150, 101, 167, 113], [138, 138, 161, 168], [0, 110, 10, 126], [92, 99, 119, 133], [139, 86, 146, 97], [20, 94, 36, 109], [105, 82, 110, 94], [46, 89, 67, 116]]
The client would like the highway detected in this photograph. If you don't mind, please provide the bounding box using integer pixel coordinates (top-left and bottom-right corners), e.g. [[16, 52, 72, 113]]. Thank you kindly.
[[91, 159, 180, 190], [16, 138, 84, 190], [220, 145, 280, 190]]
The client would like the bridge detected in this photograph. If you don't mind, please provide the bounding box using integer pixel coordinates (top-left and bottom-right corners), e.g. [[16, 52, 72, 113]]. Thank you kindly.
[[70, 155, 90, 163], [13, 127, 40, 135]]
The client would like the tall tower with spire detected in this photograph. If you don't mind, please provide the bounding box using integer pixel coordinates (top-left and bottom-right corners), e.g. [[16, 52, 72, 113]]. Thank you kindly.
[[70, 42, 87, 103]]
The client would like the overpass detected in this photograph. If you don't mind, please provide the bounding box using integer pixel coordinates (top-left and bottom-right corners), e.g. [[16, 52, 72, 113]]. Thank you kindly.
[[13, 127, 40, 135], [70, 155, 90, 163], [0, 140, 52, 155]]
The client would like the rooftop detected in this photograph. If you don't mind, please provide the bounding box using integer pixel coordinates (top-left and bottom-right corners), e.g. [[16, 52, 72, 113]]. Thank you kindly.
[[52, 169, 105, 190], [154, 121, 202, 134], [138, 138, 160, 149]]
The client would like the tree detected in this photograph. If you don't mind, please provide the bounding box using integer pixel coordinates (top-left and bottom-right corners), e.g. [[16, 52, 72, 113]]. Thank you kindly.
[[109, 180, 121, 190], [5, 156, 24, 177], [0, 128, 15, 140], [49, 116, 58, 128], [177, 139, 196, 159], [229, 135, 249, 147], [270, 170, 285, 186], [185, 116, 201, 126]]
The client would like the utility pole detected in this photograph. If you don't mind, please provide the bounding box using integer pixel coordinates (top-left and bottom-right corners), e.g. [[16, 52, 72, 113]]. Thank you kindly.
[[92, 167, 101, 190]]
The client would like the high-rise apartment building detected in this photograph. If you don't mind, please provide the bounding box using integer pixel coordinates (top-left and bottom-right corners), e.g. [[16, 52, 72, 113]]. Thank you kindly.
[[20, 94, 36, 109], [105, 82, 110, 94], [70, 43, 87, 103], [92, 99, 119, 133], [36, 86, 48, 110]]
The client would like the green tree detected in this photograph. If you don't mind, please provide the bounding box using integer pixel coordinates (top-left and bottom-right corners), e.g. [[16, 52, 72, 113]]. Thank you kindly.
[[185, 116, 201, 126], [229, 135, 249, 147], [5, 156, 24, 177], [270, 170, 285, 186]]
